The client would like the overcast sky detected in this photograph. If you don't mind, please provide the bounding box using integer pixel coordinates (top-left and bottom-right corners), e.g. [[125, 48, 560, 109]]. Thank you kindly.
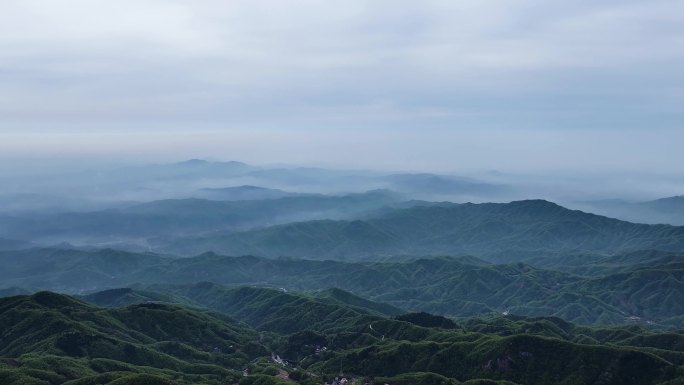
[[1, 0, 683, 173]]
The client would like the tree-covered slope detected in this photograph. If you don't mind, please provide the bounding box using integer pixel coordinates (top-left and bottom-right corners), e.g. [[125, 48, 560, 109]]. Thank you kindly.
[[0, 291, 266, 385], [0, 190, 404, 243], [138, 255, 684, 327], [2, 290, 684, 385], [164, 200, 684, 260], [2, 249, 683, 327], [523, 249, 684, 276], [159, 284, 383, 334], [81, 288, 196, 309], [0, 248, 171, 292], [313, 333, 675, 385]]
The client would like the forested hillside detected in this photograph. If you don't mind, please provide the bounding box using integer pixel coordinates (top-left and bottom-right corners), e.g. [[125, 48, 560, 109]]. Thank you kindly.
[[164, 200, 684, 260], [2, 289, 684, 385], [2, 248, 683, 327]]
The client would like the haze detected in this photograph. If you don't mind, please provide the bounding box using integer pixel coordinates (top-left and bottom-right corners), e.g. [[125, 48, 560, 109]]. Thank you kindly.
[[4, 4, 684, 384], [2, 0, 683, 177]]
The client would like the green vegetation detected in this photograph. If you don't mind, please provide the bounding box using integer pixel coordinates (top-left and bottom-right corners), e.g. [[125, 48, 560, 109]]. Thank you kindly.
[[0, 291, 262, 385], [3, 247, 684, 327], [395, 312, 458, 329], [2, 193, 684, 384], [1, 288, 684, 385], [163, 200, 684, 258], [0, 190, 404, 242]]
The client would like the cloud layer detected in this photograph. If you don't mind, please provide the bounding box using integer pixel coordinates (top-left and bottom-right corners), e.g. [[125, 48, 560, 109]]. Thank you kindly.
[[1, 0, 683, 172]]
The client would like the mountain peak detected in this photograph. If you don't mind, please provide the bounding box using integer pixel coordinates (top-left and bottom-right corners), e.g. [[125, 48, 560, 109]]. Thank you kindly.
[[506, 199, 566, 211], [510, 199, 559, 206], [177, 158, 209, 165], [29, 291, 87, 309], [176, 159, 250, 167], [650, 195, 684, 204]]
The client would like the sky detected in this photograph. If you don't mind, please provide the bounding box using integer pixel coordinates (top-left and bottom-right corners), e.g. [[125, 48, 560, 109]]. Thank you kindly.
[[1, 0, 683, 174]]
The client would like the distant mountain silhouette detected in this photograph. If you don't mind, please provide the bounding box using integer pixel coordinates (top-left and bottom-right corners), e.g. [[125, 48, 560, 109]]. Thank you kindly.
[[165, 199, 684, 260]]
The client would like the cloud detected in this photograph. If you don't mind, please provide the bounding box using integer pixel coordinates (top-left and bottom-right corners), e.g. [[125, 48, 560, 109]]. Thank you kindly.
[[0, 0, 683, 172]]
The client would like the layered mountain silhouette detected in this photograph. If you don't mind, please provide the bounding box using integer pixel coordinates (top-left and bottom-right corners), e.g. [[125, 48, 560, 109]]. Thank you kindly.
[[2, 248, 683, 327], [164, 200, 684, 260]]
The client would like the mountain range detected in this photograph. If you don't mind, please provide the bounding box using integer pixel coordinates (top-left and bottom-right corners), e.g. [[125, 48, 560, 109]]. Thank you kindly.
[[163, 199, 684, 260], [574, 195, 684, 225], [2, 287, 683, 385], [2, 247, 683, 327], [2, 160, 684, 385], [0, 190, 407, 246], [0, 160, 511, 215]]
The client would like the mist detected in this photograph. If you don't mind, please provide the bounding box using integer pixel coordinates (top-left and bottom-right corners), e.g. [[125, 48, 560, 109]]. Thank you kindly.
[[2, 126, 684, 206], [4, 4, 684, 383], [1, 0, 684, 256], [2, 0, 683, 183]]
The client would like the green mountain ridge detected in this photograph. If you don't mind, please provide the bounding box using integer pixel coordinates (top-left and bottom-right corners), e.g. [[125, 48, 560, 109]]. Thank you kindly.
[[163, 199, 684, 260], [2, 248, 683, 327], [574, 195, 684, 226], [0, 190, 405, 244], [2, 289, 684, 385], [197, 185, 313, 201], [2, 194, 684, 384], [0, 291, 264, 385]]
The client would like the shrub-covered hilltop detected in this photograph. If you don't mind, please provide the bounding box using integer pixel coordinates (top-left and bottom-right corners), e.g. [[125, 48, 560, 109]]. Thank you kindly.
[[2, 287, 684, 385]]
